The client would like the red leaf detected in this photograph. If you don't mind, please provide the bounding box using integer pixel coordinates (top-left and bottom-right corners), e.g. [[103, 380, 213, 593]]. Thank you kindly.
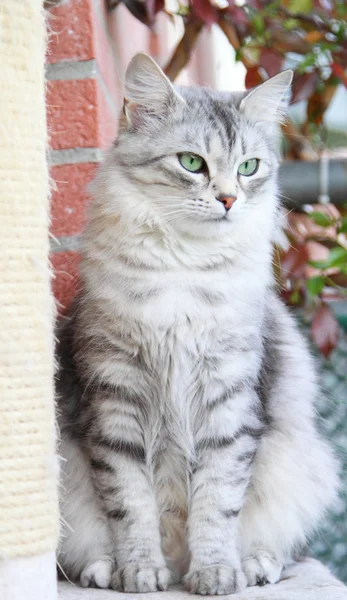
[[311, 303, 339, 357], [280, 244, 309, 280], [227, 4, 249, 27], [259, 49, 283, 78], [331, 63, 347, 88], [191, 0, 218, 24], [245, 67, 263, 89], [291, 71, 319, 103]]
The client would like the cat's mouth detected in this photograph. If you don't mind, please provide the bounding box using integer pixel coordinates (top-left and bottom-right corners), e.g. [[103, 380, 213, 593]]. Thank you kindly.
[[207, 213, 232, 223]]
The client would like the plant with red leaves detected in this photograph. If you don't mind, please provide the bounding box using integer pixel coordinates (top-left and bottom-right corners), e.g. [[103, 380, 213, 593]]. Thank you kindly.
[[108, 0, 347, 159], [277, 205, 347, 355]]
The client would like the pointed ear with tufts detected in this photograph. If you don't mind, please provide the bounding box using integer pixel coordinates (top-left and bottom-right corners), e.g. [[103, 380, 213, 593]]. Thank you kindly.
[[123, 53, 184, 126], [240, 70, 293, 124]]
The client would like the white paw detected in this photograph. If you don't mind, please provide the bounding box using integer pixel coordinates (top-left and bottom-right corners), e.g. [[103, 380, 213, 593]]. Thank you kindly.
[[184, 565, 247, 595], [111, 564, 172, 593], [242, 551, 283, 586], [80, 557, 113, 588]]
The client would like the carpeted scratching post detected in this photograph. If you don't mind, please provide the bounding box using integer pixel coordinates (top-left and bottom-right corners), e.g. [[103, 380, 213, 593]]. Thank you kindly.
[[0, 2, 58, 599]]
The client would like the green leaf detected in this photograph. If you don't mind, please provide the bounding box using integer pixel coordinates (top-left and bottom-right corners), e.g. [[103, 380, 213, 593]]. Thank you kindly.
[[283, 18, 300, 30], [335, 22, 346, 43], [309, 212, 334, 227], [309, 260, 329, 270], [337, 3, 347, 17], [316, 41, 340, 53], [252, 14, 264, 35], [262, 1, 280, 16], [329, 75, 342, 87], [235, 48, 242, 63], [288, 0, 313, 13], [177, 3, 189, 15], [297, 53, 316, 74], [306, 276, 325, 297], [289, 289, 301, 304], [309, 246, 347, 270], [338, 216, 347, 234], [326, 246, 347, 267]]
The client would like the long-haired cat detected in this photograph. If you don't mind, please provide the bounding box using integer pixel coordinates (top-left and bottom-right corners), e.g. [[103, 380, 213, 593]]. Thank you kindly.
[[56, 53, 338, 595]]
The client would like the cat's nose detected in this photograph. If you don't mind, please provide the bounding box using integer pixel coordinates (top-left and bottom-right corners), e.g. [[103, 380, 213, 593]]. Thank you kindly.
[[216, 194, 237, 211]]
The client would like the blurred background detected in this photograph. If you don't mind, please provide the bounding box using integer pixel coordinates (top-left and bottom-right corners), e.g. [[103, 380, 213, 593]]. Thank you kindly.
[[45, 0, 347, 583]]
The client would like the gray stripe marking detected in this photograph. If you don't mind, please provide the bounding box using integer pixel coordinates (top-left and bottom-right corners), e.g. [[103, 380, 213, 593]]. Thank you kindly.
[[48, 147, 103, 166], [46, 59, 98, 81], [50, 235, 80, 253]]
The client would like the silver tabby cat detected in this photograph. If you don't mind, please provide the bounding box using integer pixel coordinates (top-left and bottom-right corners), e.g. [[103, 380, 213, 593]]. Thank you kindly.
[[57, 54, 339, 595]]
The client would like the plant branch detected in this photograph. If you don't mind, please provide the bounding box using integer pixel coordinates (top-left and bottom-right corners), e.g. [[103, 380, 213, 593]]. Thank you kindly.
[[282, 120, 318, 161], [218, 14, 243, 55], [164, 19, 204, 81], [278, 6, 330, 32], [326, 274, 347, 288]]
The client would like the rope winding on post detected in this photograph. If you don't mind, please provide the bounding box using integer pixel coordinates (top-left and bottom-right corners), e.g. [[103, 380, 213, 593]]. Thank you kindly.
[[0, 2, 58, 599]]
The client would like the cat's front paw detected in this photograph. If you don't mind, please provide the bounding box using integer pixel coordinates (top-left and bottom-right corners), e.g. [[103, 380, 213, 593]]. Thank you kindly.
[[242, 551, 283, 586], [80, 557, 113, 588], [184, 565, 247, 595], [111, 564, 171, 593]]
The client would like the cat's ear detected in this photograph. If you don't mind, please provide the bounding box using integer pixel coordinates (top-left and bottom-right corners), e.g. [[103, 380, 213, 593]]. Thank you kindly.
[[123, 53, 184, 125], [240, 70, 293, 123]]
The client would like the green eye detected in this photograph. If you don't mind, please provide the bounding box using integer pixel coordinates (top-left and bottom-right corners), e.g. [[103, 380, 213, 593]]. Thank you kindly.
[[178, 153, 206, 173], [238, 158, 259, 176]]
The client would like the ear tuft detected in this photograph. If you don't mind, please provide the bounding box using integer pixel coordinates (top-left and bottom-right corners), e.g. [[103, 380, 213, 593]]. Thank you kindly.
[[240, 70, 293, 124], [124, 53, 183, 124]]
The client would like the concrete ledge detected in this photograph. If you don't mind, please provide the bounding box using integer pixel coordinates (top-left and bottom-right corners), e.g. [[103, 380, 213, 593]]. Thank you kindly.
[[1, 552, 57, 600], [58, 559, 347, 599]]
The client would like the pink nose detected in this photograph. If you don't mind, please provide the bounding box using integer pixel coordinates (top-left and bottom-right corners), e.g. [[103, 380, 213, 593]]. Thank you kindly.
[[217, 195, 237, 211]]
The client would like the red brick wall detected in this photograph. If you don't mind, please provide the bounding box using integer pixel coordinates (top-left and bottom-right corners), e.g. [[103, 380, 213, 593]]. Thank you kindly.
[[47, 0, 122, 312]]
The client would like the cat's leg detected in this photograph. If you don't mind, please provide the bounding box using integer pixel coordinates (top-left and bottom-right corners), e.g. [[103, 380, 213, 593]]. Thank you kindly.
[[239, 300, 339, 587], [58, 435, 114, 588], [184, 394, 264, 596], [87, 387, 171, 594], [91, 448, 170, 593], [239, 423, 338, 587]]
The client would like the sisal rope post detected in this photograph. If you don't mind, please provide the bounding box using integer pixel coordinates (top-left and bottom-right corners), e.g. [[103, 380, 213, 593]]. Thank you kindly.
[[0, 1, 58, 599]]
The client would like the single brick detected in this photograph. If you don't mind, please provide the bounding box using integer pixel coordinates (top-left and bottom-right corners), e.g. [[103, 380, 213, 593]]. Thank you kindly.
[[47, 0, 94, 63], [47, 78, 99, 150], [50, 162, 97, 237], [47, 78, 118, 150], [52, 251, 81, 313]]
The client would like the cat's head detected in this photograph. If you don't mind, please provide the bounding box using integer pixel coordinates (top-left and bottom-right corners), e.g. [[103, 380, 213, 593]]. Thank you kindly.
[[110, 53, 292, 239]]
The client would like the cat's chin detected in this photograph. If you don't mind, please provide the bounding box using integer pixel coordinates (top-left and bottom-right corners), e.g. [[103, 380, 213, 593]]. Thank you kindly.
[[172, 215, 232, 239]]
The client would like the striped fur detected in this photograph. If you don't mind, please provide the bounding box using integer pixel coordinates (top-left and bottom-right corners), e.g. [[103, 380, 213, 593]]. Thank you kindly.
[[57, 54, 338, 595]]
